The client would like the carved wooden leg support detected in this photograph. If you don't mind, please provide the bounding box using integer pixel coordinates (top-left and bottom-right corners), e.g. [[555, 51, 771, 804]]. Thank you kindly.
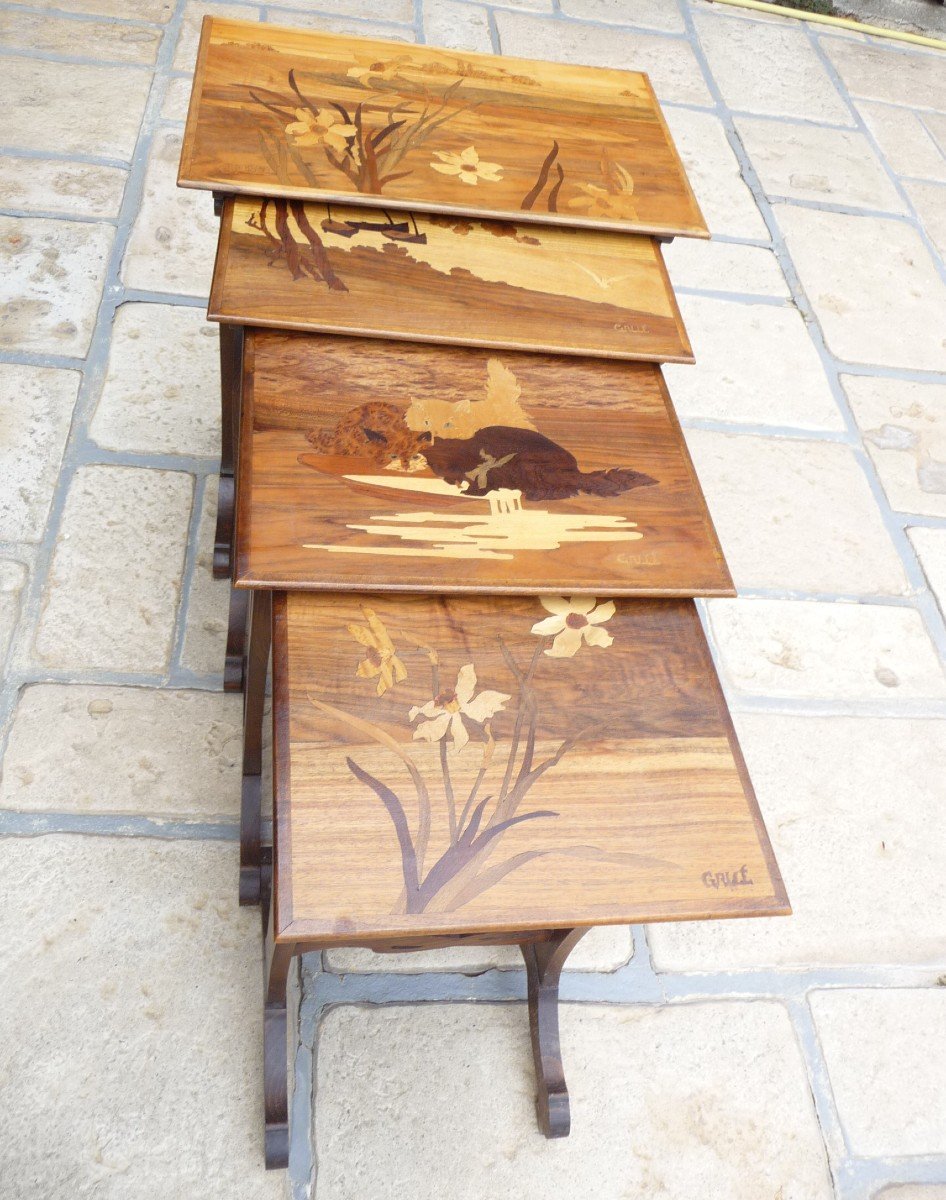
[[240, 589, 271, 906], [263, 906, 294, 1170], [520, 927, 587, 1139], [224, 585, 249, 693], [213, 324, 244, 580]]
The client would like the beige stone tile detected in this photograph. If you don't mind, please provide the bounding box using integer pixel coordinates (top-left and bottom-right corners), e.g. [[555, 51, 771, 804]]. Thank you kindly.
[[823, 39, 946, 113], [736, 117, 904, 211], [494, 11, 712, 106], [685, 432, 910, 594], [857, 101, 946, 185], [663, 239, 789, 297], [0, 560, 27, 664], [0, 365, 78, 543], [0, 684, 241, 819], [122, 129, 218, 297], [315, 1002, 833, 1199], [559, 0, 684, 31], [0, 835, 282, 1198], [777, 205, 946, 371], [664, 296, 842, 430], [0, 157, 126, 218], [925, 111, 946, 162], [811, 989, 946, 1155], [909, 527, 946, 617], [35, 465, 193, 673], [689, 0, 799, 24], [663, 108, 768, 240], [424, 0, 492, 52], [276, 0, 414, 18], [706, 598, 946, 700], [904, 178, 946, 261], [90, 303, 220, 456], [0, 58, 150, 160], [180, 476, 230, 677], [843, 375, 946, 518], [649, 714, 946, 971], [161, 75, 193, 122], [694, 12, 852, 124], [325, 924, 633, 974], [19, 0, 173, 18], [0, 9, 162, 63], [173, 2, 261, 71], [875, 1189, 946, 1200], [265, 10, 415, 38], [0, 216, 113, 357]]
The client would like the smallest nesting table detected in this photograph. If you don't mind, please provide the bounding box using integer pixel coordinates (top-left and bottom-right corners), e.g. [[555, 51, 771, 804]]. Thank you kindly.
[[253, 591, 789, 1166]]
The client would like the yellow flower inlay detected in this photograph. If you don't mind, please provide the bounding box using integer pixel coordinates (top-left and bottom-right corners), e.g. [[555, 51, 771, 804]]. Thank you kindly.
[[348, 607, 407, 696], [531, 596, 615, 658]]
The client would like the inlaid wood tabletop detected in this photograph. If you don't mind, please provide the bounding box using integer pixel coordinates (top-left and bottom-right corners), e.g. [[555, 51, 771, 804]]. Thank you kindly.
[[271, 591, 788, 943], [236, 331, 733, 597], [179, 18, 708, 239], [209, 197, 693, 362]]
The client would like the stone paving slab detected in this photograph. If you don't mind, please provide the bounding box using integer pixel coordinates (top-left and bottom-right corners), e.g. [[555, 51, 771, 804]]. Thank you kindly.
[[777, 205, 946, 371], [649, 714, 946, 971], [876, 1189, 946, 1199], [0, 684, 242, 819], [811, 988, 946, 1156], [0, 834, 281, 1199], [0, 560, 27, 666], [180, 475, 230, 677], [0, 216, 114, 357], [34, 465, 193, 674], [0, 157, 127, 219], [822, 38, 946, 113], [662, 239, 789, 297], [706, 598, 946, 701], [422, 0, 492, 53], [313, 1000, 834, 1200], [909, 527, 946, 620], [0, 364, 79, 543], [90, 302, 220, 457], [684, 432, 910, 594], [844, 376, 946, 518], [856, 102, 946, 185], [665, 296, 843, 429], [0, 9, 163, 64]]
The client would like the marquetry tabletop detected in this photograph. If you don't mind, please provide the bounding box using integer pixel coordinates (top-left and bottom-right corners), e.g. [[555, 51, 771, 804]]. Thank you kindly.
[[210, 197, 693, 362], [179, 18, 708, 239], [235, 330, 733, 597], [271, 591, 788, 943]]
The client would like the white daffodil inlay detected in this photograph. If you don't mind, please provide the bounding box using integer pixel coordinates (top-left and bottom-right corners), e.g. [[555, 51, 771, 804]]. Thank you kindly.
[[409, 663, 510, 754], [531, 596, 616, 658]]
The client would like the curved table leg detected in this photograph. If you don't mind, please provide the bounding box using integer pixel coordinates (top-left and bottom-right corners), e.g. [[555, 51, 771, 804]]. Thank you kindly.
[[240, 589, 271, 906], [520, 927, 587, 1139], [224, 586, 249, 693], [213, 323, 244, 580], [263, 909, 294, 1169]]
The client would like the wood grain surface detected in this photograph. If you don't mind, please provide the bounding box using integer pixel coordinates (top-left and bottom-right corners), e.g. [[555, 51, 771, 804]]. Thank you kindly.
[[209, 197, 693, 362], [272, 591, 788, 943], [179, 17, 708, 239], [236, 331, 733, 596]]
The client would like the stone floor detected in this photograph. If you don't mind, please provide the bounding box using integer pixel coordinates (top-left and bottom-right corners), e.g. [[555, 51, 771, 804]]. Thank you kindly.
[[0, 0, 945, 1197]]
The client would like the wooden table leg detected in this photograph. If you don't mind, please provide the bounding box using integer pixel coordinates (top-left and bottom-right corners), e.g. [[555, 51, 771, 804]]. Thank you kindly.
[[240, 589, 271, 906], [263, 898, 295, 1170], [213, 323, 244, 580], [224, 585, 249, 693], [520, 927, 587, 1139]]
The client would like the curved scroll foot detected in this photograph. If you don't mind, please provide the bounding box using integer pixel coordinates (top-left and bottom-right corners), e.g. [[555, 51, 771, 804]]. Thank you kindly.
[[521, 928, 587, 1140], [213, 473, 235, 580], [224, 586, 249, 692], [263, 1002, 289, 1169]]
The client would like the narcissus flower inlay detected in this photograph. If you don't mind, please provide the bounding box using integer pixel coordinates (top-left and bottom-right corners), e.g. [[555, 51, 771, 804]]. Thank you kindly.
[[409, 663, 510, 754], [531, 596, 616, 657], [348, 607, 407, 696], [430, 145, 504, 186]]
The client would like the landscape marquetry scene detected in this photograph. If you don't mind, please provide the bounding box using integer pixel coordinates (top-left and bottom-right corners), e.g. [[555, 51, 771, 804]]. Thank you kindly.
[[181, 19, 708, 237], [280, 593, 787, 937], [211, 197, 692, 361], [238, 332, 733, 596]]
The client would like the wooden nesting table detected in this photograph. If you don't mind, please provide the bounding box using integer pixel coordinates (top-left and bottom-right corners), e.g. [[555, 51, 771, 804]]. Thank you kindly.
[[178, 17, 789, 1172]]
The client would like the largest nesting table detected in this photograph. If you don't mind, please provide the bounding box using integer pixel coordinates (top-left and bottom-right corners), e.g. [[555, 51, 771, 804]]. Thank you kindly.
[[179, 18, 789, 1171]]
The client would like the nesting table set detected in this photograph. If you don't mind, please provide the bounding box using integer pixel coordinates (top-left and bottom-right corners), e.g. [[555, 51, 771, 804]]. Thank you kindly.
[[178, 18, 789, 1170]]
